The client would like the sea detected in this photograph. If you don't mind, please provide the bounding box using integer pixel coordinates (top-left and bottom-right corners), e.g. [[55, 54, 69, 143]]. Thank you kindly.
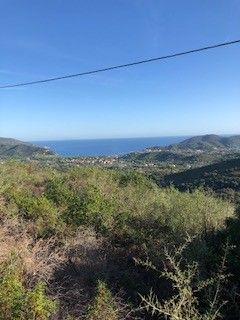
[[32, 136, 189, 157]]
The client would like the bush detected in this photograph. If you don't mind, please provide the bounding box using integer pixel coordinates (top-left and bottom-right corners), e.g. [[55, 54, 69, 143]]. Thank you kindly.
[[61, 185, 117, 232], [13, 193, 61, 237], [0, 162, 238, 319], [45, 177, 73, 207], [86, 280, 118, 320], [25, 282, 57, 320], [0, 256, 57, 320], [139, 239, 229, 320], [0, 257, 25, 320], [160, 188, 233, 237]]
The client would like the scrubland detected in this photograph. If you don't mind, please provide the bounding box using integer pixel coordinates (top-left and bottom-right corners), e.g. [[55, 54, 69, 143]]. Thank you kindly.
[[0, 161, 239, 319]]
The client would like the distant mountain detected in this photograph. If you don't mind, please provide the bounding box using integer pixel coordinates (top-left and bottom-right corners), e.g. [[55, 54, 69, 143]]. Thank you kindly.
[[0, 137, 55, 158], [169, 134, 240, 150], [158, 157, 240, 202]]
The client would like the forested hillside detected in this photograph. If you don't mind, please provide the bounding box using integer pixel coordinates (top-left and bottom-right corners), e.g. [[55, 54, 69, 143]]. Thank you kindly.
[[121, 135, 240, 169], [0, 137, 55, 158], [158, 157, 240, 203], [122, 149, 239, 167], [1, 161, 240, 319], [169, 134, 240, 150]]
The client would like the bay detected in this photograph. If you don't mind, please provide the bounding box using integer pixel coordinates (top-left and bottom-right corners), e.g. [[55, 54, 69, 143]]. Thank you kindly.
[[32, 136, 189, 157]]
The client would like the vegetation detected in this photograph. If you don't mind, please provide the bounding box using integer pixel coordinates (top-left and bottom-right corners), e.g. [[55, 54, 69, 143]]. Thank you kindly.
[[122, 149, 240, 168], [0, 255, 57, 320], [169, 134, 240, 150], [0, 160, 240, 319], [158, 157, 240, 203], [86, 281, 118, 320], [0, 137, 55, 158], [121, 135, 240, 170], [139, 239, 230, 320]]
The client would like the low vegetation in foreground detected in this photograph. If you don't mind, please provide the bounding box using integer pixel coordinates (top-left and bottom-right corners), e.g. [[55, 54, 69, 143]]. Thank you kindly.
[[0, 161, 240, 319]]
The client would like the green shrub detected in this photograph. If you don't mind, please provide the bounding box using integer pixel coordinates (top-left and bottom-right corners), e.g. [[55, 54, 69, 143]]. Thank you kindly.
[[13, 193, 61, 236], [0, 256, 57, 320], [83, 186, 116, 231], [0, 162, 238, 319], [62, 185, 116, 232], [45, 177, 73, 206], [86, 280, 118, 320], [0, 258, 25, 320], [156, 188, 233, 237], [25, 282, 57, 320], [117, 170, 153, 188]]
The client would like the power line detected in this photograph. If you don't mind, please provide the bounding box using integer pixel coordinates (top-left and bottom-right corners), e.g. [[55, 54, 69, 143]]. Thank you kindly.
[[1, 39, 240, 89]]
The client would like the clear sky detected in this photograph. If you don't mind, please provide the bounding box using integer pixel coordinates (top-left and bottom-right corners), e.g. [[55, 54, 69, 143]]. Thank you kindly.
[[0, 0, 240, 141]]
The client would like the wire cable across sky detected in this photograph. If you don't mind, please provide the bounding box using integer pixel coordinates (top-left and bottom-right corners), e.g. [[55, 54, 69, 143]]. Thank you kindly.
[[1, 39, 240, 89]]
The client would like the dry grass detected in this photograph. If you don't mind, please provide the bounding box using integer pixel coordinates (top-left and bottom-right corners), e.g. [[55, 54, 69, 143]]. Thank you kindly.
[[0, 217, 65, 286]]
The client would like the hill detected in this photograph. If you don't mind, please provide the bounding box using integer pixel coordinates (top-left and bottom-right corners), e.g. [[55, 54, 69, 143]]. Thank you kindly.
[[122, 149, 239, 166], [0, 137, 55, 158], [157, 157, 240, 202], [169, 134, 240, 150], [121, 135, 240, 170]]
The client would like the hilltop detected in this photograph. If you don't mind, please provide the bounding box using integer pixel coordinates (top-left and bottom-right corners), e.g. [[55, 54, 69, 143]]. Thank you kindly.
[[0, 137, 55, 158]]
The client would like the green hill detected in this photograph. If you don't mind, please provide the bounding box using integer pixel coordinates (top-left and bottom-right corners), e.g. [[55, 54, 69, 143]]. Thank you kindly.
[[170, 134, 240, 150], [122, 135, 240, 168], [122, 149, 237, 165], [0, 137, 55, 158], [158, 157, 240, 202], [122, 150, 189, 163]]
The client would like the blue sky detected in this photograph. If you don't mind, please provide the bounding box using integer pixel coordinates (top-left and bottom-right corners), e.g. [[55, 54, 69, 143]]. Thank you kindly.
[[0, 0, 240, 141]]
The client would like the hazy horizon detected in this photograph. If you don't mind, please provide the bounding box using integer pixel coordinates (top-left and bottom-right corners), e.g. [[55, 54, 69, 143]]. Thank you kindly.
[[28, 132, 239, 142]]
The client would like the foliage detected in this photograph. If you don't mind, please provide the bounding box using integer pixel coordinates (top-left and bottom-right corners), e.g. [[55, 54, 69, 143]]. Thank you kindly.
[[0, 255, 57, 320], [0, 137, 55, 158], [86, 280, 118, 320], [0, 161, 239, 319], [13, 193, 61, 237], [139, 239, 229, 320], [0, 256, 25, 320], [160, 158, 240, 203], [25, 282, 57, 320]]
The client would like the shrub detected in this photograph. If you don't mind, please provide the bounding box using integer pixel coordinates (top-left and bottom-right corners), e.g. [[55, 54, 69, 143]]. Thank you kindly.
[[13, 193, 61, 236], [117, 171, 153, 188], [25, 282, 57, 320], [0, 256, 25, 320], [45, 177, 73, 207], [139, 239, 229, 320], [83, 186, 116, 231], [156, 188, 234, 238], [86, 280, 118, 320], [0, 256, 57, 320], [63, 185, 116, 232]]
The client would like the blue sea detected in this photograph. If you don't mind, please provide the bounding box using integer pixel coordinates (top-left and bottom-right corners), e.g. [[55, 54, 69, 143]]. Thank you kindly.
[[32, 136, 189, 157]]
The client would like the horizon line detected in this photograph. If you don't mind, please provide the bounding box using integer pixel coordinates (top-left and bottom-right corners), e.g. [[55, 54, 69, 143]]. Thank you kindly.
[[27, 133, 239, 142]]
